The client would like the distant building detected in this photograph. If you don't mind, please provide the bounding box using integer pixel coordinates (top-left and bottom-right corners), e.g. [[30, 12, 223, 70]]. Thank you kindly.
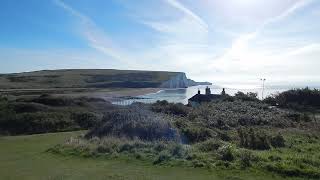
[[188, 87, 226, 107]]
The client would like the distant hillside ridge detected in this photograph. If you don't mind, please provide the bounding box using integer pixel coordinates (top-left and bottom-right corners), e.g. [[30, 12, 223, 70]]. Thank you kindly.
[[0, 69, 211, 89]]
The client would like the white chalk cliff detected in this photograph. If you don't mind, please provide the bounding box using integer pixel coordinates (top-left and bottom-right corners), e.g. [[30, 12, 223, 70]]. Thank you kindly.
[[160, 73, 211, 88]]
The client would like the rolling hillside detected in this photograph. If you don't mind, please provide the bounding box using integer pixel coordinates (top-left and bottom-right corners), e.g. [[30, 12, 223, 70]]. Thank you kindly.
[[0, 69, 210, 89]]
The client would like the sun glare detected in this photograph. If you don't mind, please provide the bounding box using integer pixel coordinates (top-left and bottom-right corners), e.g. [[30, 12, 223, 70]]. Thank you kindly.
[[230, 0, 260, 7]]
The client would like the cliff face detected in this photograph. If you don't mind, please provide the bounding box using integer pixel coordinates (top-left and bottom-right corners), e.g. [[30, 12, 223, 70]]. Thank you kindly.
[[160, 73, 189, 88], [160, 73, 211, 88]]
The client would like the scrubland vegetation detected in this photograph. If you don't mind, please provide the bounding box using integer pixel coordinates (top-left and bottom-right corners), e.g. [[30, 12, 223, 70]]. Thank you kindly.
[[0, 94, 110, 135], [1, 88, 320, 179], [46, 88, 320, 179]]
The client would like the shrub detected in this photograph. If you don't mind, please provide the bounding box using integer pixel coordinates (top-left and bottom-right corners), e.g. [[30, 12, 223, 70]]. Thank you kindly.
[[168, 143, 185, 158], [265, 88, 320, 110], [263, 96, 277, 106], [238, 128, 272, 150], [186, 100, 295, 131], [217, 131, 232, 141], [86, 104, 180, 141], [196, 139, 222, 152], [270, 133, 286, 148], [217, 144, 235, 161], [265, 163, 320, 179], [71, 112, 100, 129], [151, 100, 189, 116], [31, 95, 74, 106], [181, 127, 213, 143], [153, 151, 172, 164], [9, 102, 49, 113], [0, 95, 105, 135], [238, 150, 254, 168], [234, 92, 259, 101]]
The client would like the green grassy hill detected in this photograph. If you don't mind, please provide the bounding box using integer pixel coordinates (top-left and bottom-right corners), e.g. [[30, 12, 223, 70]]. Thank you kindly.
[[0, 69, 181, 89]]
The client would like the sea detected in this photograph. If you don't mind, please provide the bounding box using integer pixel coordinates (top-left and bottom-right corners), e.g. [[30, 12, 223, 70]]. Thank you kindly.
[[111, 85, 312, 106]]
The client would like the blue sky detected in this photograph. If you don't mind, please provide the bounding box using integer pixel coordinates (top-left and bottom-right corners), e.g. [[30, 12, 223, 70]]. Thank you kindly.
[[0, 0, 320, 87]]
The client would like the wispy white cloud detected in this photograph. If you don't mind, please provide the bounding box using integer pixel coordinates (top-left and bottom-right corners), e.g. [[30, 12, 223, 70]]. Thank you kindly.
[[261, 0, 315, 28], [49, 0, 320, 86], [206, 0, 318, 85], [111, 0, 213, 77], [53, 0, 128, 64], [164, 0, 209, 32]]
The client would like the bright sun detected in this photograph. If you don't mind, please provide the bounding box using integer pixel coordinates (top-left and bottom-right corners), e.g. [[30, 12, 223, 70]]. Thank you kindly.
[[231, 0, 259, 6]]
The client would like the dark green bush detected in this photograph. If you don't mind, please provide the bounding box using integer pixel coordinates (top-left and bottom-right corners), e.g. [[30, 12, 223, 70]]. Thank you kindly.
[[151, 100, 189, 116], [234, 92, 259, 101], [71, 112, 100, 129], [265, 162, 320, 179], [9, 102, 49, 113], [264, 88, 320, 110], [182, 127, 213, 143], [31, 95, 74, 106], [0, 96, 105, 135], [196, 139, 222, 152], [186, 100, 294, 131], [0, 112, 75, 134], [270, 133, 286, 148]]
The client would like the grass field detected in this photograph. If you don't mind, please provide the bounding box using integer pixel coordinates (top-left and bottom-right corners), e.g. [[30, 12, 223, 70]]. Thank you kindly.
[[0, 69, 180, 89], [0, 131, 307, 180]]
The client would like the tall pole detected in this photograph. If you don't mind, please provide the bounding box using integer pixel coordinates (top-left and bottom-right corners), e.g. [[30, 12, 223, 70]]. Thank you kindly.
[[260, 78, 266, 99]]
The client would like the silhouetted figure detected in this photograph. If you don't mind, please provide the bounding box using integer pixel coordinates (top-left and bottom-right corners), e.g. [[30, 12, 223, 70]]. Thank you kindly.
[[205, 86, 211, 95], [221, 88, 226, 96]]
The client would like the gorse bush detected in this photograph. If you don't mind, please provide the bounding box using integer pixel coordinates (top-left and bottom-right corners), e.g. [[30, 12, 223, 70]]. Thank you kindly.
[[186, 100, 295, 129], [234, 92, 259, 102], [170, 100, 297, 144], [195, 139, 223, 152], [151, 100, 190, 116], [181, 127, 214, 143], [264, 88, 320, 110], [0, 95, 103, 135], [238, 128, 286, 150], [86, 104, 180, 141], [71, 112, 100, 129], [217, 144, 235, 161]]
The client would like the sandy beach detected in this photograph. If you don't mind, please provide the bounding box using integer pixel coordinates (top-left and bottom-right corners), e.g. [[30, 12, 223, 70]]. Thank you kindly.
[[96, 88, 162, 102]]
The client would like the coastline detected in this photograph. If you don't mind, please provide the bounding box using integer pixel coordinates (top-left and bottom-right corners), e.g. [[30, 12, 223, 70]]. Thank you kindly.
[[0, 88, 163, 102]]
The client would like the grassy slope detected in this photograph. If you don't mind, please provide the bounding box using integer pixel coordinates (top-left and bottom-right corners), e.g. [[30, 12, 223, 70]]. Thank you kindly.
[[0, 69, 180, 89], [0, 131, 300, 180]]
